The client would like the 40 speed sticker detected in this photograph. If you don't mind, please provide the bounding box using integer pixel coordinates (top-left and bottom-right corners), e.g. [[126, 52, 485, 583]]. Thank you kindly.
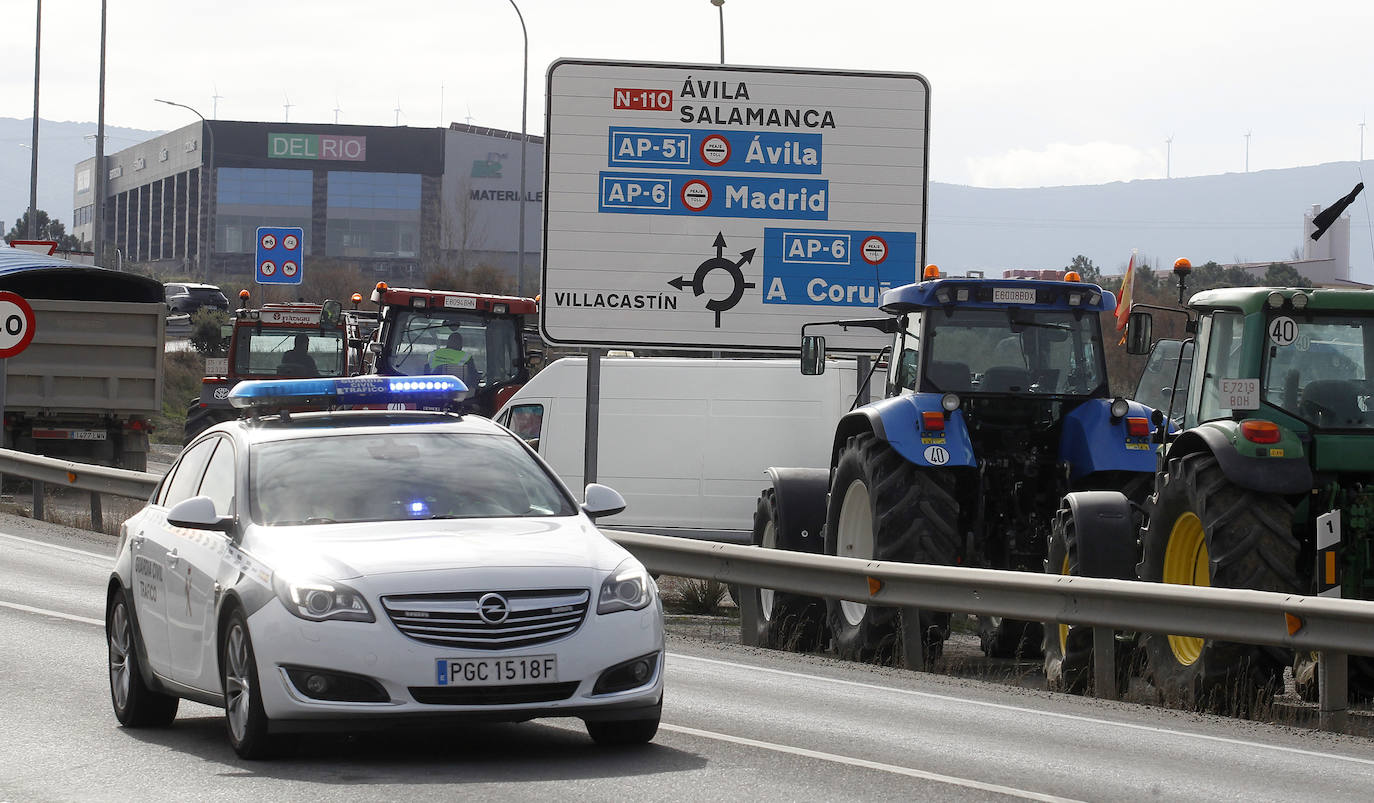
[[923, 445, 950, 465]]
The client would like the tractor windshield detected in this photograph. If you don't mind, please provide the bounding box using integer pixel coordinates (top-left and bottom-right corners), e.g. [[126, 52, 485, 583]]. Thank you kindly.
[[232, 326, 346, 378], [922, 308, 1106, 396], [385, 309, 522, 387], [1262, 314, 1374, 429]]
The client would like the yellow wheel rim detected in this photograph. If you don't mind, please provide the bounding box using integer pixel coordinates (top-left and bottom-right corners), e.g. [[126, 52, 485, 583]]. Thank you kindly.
[[1163, 511, 1209, 665], [1057, 554, 1070, 654]]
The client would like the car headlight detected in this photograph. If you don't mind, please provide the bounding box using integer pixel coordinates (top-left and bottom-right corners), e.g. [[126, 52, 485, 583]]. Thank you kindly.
[[272, 575, 375, 623], [597, 559, 655, 614]]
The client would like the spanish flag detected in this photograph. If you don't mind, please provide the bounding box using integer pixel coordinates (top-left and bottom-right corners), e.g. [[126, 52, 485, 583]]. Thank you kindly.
[[1114, 251, 1135, 344]]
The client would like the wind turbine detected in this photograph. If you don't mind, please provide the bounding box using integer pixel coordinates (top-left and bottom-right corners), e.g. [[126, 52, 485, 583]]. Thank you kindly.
[[465, 104, 475, 126], [394, 97, 403, 127], [212, 83, 222, 119], [283, 93, 293, 123], [1165, 134, 1173, 179], [333, 95, 342, 125]]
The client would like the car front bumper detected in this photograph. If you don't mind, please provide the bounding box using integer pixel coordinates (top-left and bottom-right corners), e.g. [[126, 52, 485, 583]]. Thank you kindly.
[[246, 587, 664, 730]]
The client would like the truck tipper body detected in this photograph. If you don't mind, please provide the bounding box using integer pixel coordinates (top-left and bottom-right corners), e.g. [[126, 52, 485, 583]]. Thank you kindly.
[[0, 245, 164, 470]]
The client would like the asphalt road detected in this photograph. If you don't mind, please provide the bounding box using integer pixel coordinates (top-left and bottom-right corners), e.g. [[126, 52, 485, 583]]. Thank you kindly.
[[4, 514, 1374, 801]]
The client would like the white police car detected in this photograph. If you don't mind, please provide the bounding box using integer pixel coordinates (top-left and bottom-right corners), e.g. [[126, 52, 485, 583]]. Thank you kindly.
[[105, 376, 663, 759]]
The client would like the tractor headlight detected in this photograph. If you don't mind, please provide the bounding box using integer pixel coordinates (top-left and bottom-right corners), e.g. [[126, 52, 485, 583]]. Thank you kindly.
[[941, 393, 961, 412]]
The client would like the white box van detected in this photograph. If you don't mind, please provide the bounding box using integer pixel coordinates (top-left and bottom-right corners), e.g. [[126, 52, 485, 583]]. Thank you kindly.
[[495, 357, 867, 544]]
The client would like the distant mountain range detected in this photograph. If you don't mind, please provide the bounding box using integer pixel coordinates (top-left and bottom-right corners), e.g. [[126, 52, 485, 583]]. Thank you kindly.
[[4, 116, 1370, 282]]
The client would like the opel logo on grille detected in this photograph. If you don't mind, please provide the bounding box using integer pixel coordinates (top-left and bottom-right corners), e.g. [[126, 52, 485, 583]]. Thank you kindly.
[[477, 592, 509, 624]]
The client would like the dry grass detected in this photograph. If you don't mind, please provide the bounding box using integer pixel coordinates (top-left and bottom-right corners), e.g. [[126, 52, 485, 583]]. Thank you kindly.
[[0, 484, 143, 536]]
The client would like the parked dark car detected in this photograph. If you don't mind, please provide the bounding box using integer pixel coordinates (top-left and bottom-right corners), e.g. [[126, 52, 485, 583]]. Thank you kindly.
[[164, 282, 229, 315]]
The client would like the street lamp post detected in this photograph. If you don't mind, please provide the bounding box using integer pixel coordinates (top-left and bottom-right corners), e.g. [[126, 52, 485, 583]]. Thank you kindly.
[[507, 0, 530, 297], [711, 0, 725, 64], [155, 99, 214, 280], [28, 0, 42, 239]]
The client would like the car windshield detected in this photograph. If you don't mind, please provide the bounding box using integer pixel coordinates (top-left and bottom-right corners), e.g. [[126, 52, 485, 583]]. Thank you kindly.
[[249, 431, 576, 525], [233, 326, 346, 378], [1262, 314, 1374, 429], [387, 309, 521, 385], [923, 307, 1106, 395]]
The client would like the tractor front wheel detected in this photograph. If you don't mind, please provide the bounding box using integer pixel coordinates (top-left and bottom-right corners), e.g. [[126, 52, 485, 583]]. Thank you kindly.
[[1137, 452, 1299, 714]]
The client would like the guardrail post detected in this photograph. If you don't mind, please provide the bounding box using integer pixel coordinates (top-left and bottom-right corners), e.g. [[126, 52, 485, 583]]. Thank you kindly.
[[900, 608, 925, 670], [1318, 650, 1348, 733], [90, 491, 103, 532], [1092, 626, 1117, 700], [738, 584, 762, 647], [32, 479, 44, 520]]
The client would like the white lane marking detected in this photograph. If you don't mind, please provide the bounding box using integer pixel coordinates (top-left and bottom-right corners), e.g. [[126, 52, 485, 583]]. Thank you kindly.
[[669, 652, 1374, 768], [0, 532, 111, 561], [0, 600, 102, 626], [660, 722, 1080, 802]]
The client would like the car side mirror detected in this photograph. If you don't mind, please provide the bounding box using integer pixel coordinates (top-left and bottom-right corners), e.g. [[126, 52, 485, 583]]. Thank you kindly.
[[801, 335, 826, 375], [1126, 311, 1153, 355], [166, 495, 235, 533], [367, 341, 383, 355], [582, 483, 626, 520]]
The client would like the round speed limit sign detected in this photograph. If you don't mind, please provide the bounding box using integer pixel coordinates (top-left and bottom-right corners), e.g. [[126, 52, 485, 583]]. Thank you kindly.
[[0, 291, 37, 359]]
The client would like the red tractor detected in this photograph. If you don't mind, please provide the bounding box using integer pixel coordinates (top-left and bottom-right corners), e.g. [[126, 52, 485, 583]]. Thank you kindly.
[[365, 284, 540, 417], [184, 292, 357, 443]]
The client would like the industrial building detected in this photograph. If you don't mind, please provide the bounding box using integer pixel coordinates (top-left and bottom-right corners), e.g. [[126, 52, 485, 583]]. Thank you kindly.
[[71, 121, 543, 293]]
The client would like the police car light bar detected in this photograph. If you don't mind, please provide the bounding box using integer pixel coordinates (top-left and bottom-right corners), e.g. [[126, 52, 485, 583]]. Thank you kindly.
[[227, 375, 469, 410]]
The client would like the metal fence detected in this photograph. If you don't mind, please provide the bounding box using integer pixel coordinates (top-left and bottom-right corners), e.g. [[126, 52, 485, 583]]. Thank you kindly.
[[2, 447, 1370, 732]]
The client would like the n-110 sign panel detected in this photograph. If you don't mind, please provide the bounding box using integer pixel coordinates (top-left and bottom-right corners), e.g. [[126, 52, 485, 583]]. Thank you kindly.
[[541, 59, 929, 352]]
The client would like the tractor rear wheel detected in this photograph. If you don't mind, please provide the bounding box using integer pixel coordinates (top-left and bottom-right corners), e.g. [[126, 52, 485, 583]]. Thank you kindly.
[[1137, 452, 1300, 714], [824, 433, 958, 666], [751, 488, 825, 652]]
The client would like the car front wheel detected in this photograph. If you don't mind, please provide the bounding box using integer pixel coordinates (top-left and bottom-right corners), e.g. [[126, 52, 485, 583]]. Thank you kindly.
[[107, 590, 179, 727], [221, 608, 276, 759]]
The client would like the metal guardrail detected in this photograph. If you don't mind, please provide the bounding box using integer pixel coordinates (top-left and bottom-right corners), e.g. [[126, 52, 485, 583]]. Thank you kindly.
[[606, 529, 1374, 733], [0, 448, 1365, 732], [0, 448, 157, 530]]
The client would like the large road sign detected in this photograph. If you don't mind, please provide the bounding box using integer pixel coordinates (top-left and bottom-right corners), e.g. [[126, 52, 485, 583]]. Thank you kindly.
[[542, 59, 929, 352], [255, 226, 304, 286], [0, 291, 37, 359]]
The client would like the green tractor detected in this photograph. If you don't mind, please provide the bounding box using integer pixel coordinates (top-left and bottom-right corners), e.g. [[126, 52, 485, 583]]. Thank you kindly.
[[1053, 272, 1374, 711]]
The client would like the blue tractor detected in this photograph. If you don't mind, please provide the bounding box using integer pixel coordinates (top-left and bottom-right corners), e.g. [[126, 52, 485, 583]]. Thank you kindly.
[[752, 271, 1160, 670]]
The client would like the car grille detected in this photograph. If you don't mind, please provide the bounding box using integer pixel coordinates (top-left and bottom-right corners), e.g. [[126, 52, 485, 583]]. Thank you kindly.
[[409, 681, 581, 706], [381, 589, 590, 650]]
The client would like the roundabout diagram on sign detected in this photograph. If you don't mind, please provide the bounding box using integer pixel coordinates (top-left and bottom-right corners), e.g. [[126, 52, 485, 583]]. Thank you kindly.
[[667, 233, 756, 328]]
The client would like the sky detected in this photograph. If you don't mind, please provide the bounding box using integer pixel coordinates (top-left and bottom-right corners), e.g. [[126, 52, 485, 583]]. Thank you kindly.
[[2, 0, 1371, 189]]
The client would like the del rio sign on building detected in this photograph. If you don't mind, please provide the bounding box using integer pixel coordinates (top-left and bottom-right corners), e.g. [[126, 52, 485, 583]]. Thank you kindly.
[[541, 59, 930, 351]]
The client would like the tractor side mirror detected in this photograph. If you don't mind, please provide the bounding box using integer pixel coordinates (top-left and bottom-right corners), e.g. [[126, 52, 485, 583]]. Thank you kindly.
[[801, 335, 826, 375], [320, 299, 343, 328], [1126, 311, 1153, 355]]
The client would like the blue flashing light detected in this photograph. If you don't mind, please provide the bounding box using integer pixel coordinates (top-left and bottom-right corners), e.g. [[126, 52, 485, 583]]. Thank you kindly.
[[227, 374, 469, 410], [408, 499, 430, 517]]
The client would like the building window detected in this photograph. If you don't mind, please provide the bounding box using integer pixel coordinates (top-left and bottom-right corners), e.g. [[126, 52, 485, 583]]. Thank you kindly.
[[326, 172, 421, 258], [215, 167, 313, 254], [327, 171, 421, 210]]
